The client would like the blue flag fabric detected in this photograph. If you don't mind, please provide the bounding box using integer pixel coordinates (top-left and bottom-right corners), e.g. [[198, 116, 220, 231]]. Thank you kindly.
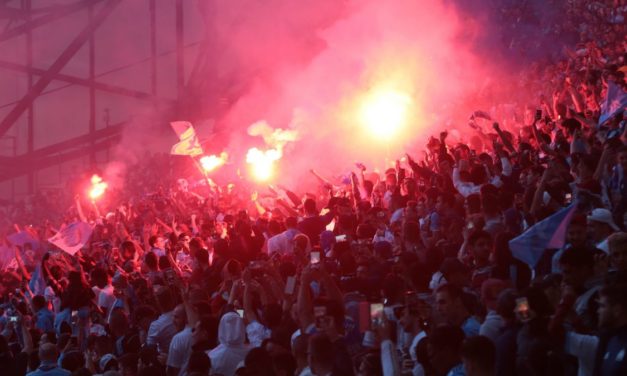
[[29, 264, 47, 296], [599, 81, 627, 126], [510, 203, 578, 268]]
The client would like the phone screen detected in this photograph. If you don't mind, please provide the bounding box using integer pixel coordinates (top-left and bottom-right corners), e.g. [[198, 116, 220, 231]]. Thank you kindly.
[[370, 303, 384, 327], [310, 252, 320, 265], [284, 276, 296, 295], [236, 309, 244, 318], [335, 234, 347, 242], [515, 297, 531, 321]]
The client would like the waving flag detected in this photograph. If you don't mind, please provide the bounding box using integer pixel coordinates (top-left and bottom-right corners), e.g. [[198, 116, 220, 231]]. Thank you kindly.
[[7, 230, 40, 250], [48, 222, 93, 255], [599, 81, 627, 126], [510, 202, 578, 268], [29, 264, 47, 296], [170, 121, 203, 156]]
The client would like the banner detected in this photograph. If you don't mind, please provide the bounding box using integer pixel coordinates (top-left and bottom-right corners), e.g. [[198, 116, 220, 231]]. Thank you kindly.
[[510, 202, 578, 268], [170, 121, 203, 156], [47, 221, 93, 256], [7, 230, 40, 249], [599, 81, 627, 126]]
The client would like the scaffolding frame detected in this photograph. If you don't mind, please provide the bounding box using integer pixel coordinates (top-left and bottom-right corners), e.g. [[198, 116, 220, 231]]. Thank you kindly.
[[0, 0, 190, 198]]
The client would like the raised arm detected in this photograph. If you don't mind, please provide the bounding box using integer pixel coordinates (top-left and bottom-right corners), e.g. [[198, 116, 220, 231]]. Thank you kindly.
[[492, 122, 516, 153], [75, 195, 87, 222]]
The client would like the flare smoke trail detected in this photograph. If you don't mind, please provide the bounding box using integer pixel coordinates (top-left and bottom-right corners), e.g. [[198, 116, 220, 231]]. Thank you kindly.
[[110, 0, 555, 190], [195, 0, 497, 187]]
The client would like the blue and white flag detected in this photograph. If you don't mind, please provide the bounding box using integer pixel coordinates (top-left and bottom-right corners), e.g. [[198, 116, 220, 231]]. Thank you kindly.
[[48, 221, 93, 255], [510, 202, 578, 268], [29, 264, 47, 296], [599, 81, 627, 126], [7, 230, 40, 250]]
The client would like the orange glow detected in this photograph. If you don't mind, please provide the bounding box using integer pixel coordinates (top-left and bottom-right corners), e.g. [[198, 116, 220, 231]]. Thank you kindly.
[[88, 174, 108, 200], [246, 147, 281, 181], [360, 89, 412, 139], [200, 152, 228, 172]]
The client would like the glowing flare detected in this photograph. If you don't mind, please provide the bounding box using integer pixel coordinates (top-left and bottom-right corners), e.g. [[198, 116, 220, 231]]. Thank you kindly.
[[360, 90, 411, 139], [88, 174, 108, 200], [199, 152, 228, 172], [246, 147, 281, 181]]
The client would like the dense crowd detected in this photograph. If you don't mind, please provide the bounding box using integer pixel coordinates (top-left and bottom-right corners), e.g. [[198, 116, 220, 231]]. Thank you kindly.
[[1, 1, 627, 376]]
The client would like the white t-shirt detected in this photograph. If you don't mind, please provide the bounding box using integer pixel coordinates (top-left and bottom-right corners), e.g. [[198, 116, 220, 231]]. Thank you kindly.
[[564, 331, 599, 376], [479, 310, 505, 342], [167, 327, 193, 376], [146, 311, 178, 353], [98, 285, 116, 313], [246, 321, 271, 348]]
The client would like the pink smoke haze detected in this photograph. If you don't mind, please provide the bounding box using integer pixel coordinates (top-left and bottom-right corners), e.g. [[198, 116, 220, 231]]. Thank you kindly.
[[194, 0, 497, 188]]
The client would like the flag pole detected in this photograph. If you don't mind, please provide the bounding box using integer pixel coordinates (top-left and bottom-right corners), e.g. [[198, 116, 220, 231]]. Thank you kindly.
[[191, 156, 216, 191]]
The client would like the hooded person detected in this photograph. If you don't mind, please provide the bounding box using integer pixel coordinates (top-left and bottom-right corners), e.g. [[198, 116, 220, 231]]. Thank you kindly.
[[207, 312, 250, 376]]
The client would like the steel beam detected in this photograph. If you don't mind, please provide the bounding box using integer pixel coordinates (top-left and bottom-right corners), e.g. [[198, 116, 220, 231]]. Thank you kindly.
[[0, 122, 125, 181], [0, 135, 121, 182], [0, 0, 105, 41], [0, 0, 122, 138], [12, 121, 125, 162], [175, 0, 184, 101], [0, 60, 174, 103]]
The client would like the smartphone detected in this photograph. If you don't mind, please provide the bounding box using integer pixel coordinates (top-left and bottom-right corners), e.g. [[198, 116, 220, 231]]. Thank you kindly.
[[515, 297, 531, 322], [284, 276, 296, 295], [370, 303, 384, 327], [565, 193, 572, 203], [9, 316, 18, 322], [310, 252, 320, 265], [535, 109, 542, 121], [467, 221, 474, 230], [335, 234, 347, 243], [236, 309, 244, 318]]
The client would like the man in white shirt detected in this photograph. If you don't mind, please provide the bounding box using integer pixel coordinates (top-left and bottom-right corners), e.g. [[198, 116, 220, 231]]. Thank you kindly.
[[167, 305, 192, 376], [91, 267, 115, 315], [267, 217, 301, 256], [147, 287, 179, 354], [398, 303, 427, 365]]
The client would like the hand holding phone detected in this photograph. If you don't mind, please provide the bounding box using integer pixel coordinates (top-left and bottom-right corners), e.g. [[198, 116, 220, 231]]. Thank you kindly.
[[310, 252, 320, 265], [284, 276, 296, 295], [370, 303, 384, 328], [515, 297, 532, 322]]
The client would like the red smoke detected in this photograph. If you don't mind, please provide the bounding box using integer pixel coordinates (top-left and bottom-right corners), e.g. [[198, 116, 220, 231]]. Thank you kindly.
[[196, 0, 496, 187]]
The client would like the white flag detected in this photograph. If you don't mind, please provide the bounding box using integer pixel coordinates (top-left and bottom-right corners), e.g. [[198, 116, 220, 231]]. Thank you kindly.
[[170, 121, 203, 156], [48, 222, 93, 255]]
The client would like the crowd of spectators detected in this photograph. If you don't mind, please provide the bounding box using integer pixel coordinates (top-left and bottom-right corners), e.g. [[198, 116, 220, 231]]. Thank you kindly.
[[1, 1, 626, 375]]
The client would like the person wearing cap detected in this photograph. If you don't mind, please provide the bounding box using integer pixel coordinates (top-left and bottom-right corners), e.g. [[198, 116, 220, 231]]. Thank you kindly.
[[587, 208, 620, 253], [98, 353, 118, 374]]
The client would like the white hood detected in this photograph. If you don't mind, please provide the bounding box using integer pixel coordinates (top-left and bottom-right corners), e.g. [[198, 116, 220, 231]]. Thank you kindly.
[[218, 312, 246, 347]]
